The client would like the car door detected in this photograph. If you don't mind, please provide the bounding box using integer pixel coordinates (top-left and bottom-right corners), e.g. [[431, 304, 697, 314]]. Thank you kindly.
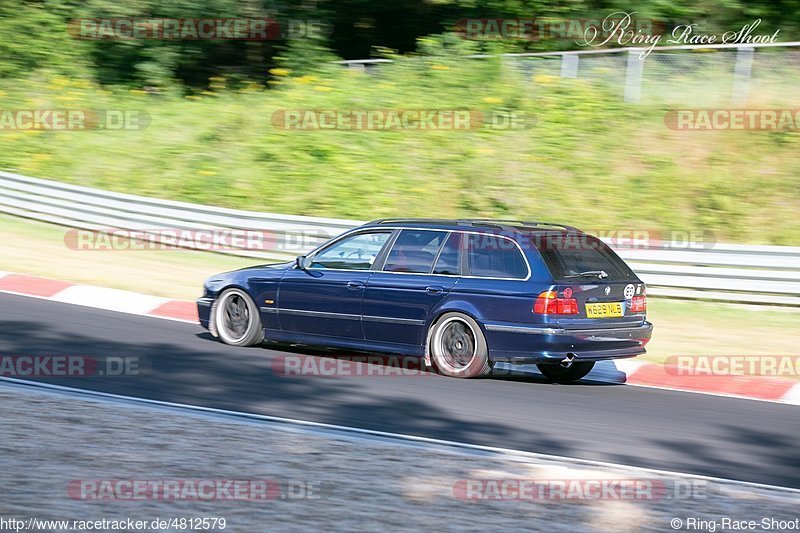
[[362, 230, 460, 346], [277, 230, 393, 339]]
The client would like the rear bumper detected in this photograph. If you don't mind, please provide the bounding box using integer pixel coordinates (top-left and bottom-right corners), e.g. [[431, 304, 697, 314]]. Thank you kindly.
[[486, 321, 653, 364]]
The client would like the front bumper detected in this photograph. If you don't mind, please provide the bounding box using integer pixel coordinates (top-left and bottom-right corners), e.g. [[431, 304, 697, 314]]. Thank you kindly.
[[486, 321, 653, 364], [197, 297, 214, 329]]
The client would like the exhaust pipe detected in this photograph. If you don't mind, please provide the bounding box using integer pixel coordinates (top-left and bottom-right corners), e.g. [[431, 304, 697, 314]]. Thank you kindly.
[[560, 353, 576, 368]]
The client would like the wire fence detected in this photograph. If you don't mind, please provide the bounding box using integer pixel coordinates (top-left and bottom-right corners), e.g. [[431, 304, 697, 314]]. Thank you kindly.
[[338, 41, 800, 106]]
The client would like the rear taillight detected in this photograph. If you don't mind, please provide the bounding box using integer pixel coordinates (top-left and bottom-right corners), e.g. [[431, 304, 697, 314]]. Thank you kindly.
[[630, 295, 647, 313], [533, 290, 578, 315]]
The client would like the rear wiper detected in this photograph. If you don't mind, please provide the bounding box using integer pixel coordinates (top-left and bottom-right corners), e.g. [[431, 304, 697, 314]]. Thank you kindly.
[[563, 270, 608, 279]]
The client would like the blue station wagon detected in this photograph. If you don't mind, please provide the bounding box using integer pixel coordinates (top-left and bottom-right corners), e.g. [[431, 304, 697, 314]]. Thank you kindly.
[[197, 219, 653, 382]]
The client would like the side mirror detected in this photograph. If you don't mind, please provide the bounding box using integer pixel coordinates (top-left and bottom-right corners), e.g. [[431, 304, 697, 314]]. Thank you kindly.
[[295, 255, 309, 270]]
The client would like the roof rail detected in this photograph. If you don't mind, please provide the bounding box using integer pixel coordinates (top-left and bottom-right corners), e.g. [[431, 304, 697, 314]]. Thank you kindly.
[[366, 218, 582, 233], [467, 219, 582, 232], [368, 218, 461, 225], [522, 221, 582, 232], [467, 223, 505, 230]]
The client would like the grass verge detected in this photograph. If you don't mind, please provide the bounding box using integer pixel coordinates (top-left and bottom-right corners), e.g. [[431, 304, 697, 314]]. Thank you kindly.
[[1, 60, 799, 245]]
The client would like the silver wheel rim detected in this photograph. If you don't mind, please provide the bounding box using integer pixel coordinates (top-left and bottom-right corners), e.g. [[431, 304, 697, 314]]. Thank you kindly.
[[433, 317, 477, 373], [217, 290, 253, 344]]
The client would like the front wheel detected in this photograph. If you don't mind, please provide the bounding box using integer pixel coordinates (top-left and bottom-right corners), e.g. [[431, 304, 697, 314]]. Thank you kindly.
[[536, 361, 595, 383], [214, 288, 264, 347], [429, 313, 491, 378]]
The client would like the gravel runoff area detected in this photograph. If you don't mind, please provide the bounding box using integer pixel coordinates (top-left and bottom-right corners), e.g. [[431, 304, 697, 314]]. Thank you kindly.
[[1, 381, 798, 533]]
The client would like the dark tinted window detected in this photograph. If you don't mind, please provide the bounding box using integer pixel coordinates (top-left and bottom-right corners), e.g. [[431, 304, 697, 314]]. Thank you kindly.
[[466, 234, 528, 279], [531, 232, 635, 281], [310, 231, 391, 270], [384, 230, 447, 273], [433, 232, 462, 275]]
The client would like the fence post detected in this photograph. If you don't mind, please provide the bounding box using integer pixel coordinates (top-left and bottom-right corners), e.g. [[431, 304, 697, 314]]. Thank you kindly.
[[501, 54, 517, 76], [560, 54, 579, 78], [732, 46, 754, 105], [624, 50, 644, 103]]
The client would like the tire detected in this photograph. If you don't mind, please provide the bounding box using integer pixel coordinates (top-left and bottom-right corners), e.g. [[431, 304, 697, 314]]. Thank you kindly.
[[429, 312, 491, 378], [536, 361, 595, 383], [214, 288, 264, 347]]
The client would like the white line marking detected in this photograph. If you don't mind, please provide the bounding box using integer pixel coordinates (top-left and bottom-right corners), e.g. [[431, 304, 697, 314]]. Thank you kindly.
[[1, 376, 797, 494]]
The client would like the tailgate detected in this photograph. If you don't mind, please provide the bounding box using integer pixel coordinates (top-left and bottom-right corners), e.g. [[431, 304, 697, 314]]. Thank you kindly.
[[554, 280, 646, 329], [531, 231, 647, 329]]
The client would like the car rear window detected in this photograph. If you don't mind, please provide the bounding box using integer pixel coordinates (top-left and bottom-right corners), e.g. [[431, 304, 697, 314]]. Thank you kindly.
[[384, 229, 447, 273], [466, 234, 528, 279], [433, 232, 462, 275], [531, 232, 636, 281]]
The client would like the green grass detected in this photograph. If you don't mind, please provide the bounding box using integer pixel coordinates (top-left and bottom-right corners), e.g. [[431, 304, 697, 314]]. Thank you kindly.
[[1, 58, 799, 245], [2, 214, 799, 371]]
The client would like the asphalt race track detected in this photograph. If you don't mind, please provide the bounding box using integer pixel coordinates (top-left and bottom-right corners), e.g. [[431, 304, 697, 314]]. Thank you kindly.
[[2, 292, 799, 488]]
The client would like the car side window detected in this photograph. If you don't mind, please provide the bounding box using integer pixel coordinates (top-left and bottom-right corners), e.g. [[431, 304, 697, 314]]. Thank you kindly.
[[310, 232, 391, 270], [466, 234, 528, 279], [383, 230, 447, 273], [432, 232, 463, 275]]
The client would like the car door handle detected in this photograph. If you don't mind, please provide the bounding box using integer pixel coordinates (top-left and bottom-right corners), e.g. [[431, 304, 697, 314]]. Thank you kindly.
[[425, 286, 444, 295], [346, 281, 365, 290]]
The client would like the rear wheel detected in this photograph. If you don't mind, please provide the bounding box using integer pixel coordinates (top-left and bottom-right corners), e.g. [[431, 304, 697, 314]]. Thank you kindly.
[[214, 288, 264, 347], [429, 313, 491, 378], [537, 361, 595, 383]]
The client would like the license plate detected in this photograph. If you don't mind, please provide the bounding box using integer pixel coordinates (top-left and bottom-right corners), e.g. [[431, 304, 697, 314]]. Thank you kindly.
[[585, 302, 624, 318]]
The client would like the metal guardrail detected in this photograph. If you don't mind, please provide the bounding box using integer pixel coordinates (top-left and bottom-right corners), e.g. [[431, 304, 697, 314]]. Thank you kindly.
[[2, 170, 799, 306]]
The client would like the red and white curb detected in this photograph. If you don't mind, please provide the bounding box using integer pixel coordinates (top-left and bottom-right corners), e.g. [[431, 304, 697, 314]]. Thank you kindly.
[[1, 271, 798, 406], [0, 272, 197, 323], [616, 359, 800, 404]]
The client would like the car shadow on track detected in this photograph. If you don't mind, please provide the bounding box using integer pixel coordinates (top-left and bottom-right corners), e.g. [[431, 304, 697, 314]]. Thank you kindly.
[[195, 332, 626, 386], [489, 361, 626, 386]]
